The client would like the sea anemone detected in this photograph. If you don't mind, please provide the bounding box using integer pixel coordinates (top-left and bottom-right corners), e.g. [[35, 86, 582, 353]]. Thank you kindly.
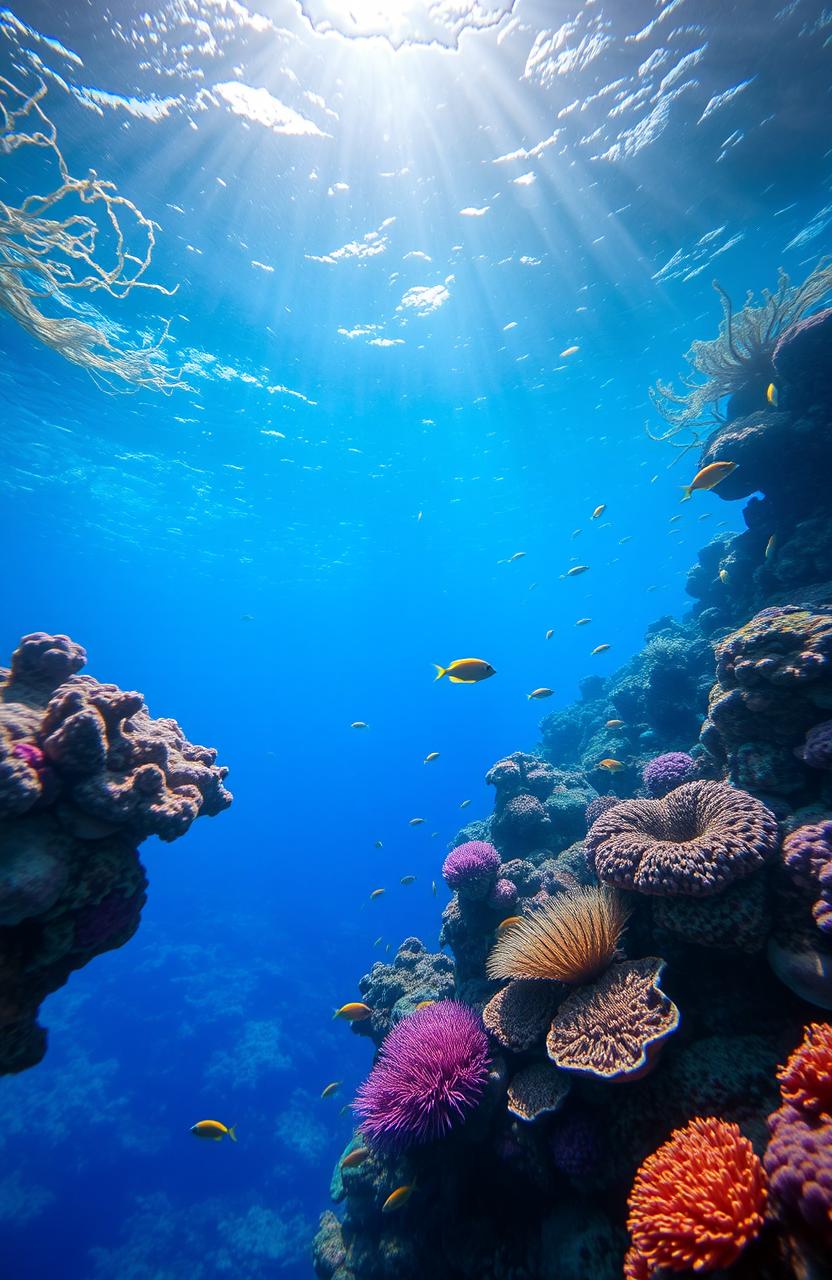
[[625, 1117, 767, 1277], [777, 1023, 832, 1119], [442, 841, 500, 900], [485, 885, 629, 986], [353, 1001, 490, 1151]]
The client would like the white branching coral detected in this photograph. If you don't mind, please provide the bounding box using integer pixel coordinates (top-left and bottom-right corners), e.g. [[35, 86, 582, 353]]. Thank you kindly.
[[0, 75, 187, 393]]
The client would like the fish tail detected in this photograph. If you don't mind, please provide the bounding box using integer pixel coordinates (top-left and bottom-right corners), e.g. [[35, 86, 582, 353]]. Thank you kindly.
[[680, 486, 692, 502], [228, 1125, 237, 1143], [432, 664, 446, 681]]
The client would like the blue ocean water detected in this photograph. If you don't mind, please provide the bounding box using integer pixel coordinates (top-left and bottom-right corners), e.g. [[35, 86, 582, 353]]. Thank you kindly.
[[1, 1, 831, 1276]]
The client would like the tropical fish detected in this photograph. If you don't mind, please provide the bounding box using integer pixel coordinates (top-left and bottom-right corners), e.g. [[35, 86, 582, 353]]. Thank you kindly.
[[334, 1002, 373, 1022], [424, 752, 440, 763], [545, 629, 554, 640], [576, 618, 592, 626], [618, 536, 633, 544], [370, 888, 385, 900], [341, 1147, 370, 1169], [560, 344, 580, 357], [415, 999, 435, 1009], [432, 880, 437, 896], [669, 514, 682, 524], [351, 721, 369, 730], [373, 936, 383, 946], [409, 817, 425, 826], [374, 840, 383, 848], [765, 535, 777, 560], [591, 644, 611, 655], [598, 758, 625, 772], [417, 510, 423, 522], [719, 569, 730, 584], [528, 688, 554, 700], [766, 382, 778, 406], [382, 1185, 415, 1213], [191, 1120, 237, 1143], [606, 719, 625, 728], [498, 915, 524, 930], [508, 551, 526, 561], [459, 799, 471, 808], [681, 460, 737, 501], [591, 504, 606, 520], [433, 658, 496, 684], [321, 1082, 342, 1100], [400, 875, 416, 886], [564, 565, 590, 577], [571, 528, 582, 539]]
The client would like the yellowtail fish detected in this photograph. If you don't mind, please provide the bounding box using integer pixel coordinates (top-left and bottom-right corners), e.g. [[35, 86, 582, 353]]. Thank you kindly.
[[576, 618, 592, 626], [545, 629, 554, 640], [191, 1120, 237, 1143], [424, 752, 440, 763], [341, 1147, 370, 1170], [432, 880, 437, 896], [606, 719, 625, 728], [591, 644, 611, 655], [414, 1000, 435, 1009], [564, 565, 590, 577], [765, 535, 777, 560], [527, 688, 554, 700], [681, 460, 737, 501], [370, 888, 385, 900], [433, 658, 496, 684], [351, 721, 369, 730], [560, 344, 580, 358], [459, 799, 471, 808], [719, 569, 730, 584], [400, 875, 416, 886], [409, 817, 425, 826], [321, 1082, 342, 1100], [766, 382, 778, 406], [334, 1002, 373, 1022], [374, 840, 383, 849], [382, 1185, 415, 1214], [498, 915, 524, 930], [598, 758, 625, 772], [591, 504, 606, 520]]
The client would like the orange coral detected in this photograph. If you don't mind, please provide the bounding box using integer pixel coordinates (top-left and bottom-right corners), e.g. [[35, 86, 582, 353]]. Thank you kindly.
[[626, 1117, 767, 1277], [777, 1022, 832, 1118]]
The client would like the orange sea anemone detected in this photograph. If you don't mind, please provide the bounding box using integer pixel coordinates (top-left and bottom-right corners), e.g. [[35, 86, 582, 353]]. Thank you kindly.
[[625, 1116, 767, 1278], [777, 1022, 832, 1118]]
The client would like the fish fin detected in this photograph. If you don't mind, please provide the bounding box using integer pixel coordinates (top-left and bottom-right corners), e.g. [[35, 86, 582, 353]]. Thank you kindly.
[[228, 1126, 237, 1143], [432, 664, 446, 681], [679, 487, 692, 502], [448, 676, 474, 684]]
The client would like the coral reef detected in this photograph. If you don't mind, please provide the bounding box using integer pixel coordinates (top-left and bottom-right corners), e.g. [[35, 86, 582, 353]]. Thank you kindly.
[[0, 633, 231, 1074], [641, 750, 695, 798], [782, 821, 832, 934]]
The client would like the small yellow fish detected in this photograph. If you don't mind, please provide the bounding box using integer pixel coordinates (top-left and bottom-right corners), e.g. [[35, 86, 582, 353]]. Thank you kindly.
[[459, 799, 471, 808], [382, 1184, 415, 1214], [591, 504, 606, 520], [351, 721, 369, 730], [765, 535, 777, 560], [528, 688, 554, 700], [341, 1147, 370, 1169], [598, 758, 625, 772], [433, 658, 496, 684], [321, 1082, 342, 1100], [409, 818, 425, 826], [560, 344, 580, 358], [370, 888, 385, 900], [606, 719, 625, 728], [576, 617, 592, 627], [565, 565, 590, 578], [681, 460, 737, 501], [431, 880, 437, 896], [545, 629, 554, 640], [498, 915, 524, 930], [415, 999, 435, 1009], [334, 1002, 373, 1022], [766, 382, 778, 406], [400, 875, 416, 886], [424, 752, 440, 764], [719, 569, 730, 585], [591, 644, 611, 655], [191, 1120, 237, 1143], [374, 840, 383, 849]]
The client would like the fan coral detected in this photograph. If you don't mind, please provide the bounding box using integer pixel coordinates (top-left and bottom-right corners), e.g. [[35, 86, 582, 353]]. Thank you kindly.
[[546, 957, 679, 1081], [353, 1001, 490, 1151], [782, 821, 832, 934], [506, 1061, 571, 1122], [586, 781, 777, 897], [625, 1117, 767, 1278], [482, 978, 561, 1052], [777, 1024, 832, 1119], [485, 886, 629, 986], [442, 841, 500, 900], [641, 751, 695, 798]]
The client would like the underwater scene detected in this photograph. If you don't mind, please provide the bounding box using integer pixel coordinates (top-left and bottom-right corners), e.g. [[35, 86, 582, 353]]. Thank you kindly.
[[1, 1, 832, 1277]]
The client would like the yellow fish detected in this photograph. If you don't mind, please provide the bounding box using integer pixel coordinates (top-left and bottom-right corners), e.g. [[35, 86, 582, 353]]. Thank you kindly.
[[351, 721, 369, 730], [459, 799, 471, 808], [498, 915, 524, 930], [321, 1082, 342, 1100], [341, 1147, 370, 1169], [191, 1120, 237, 1143], [766, 382, 778, 406], [765, 535, 777, 560], [527, 688, 554, 700], [681, 460, 737, 501], [334, 1002, 373, 1022], [591, 644, 611, 655], [606, 719, 625, 728], [433, 658, 496, 684], [415, 999, 435, 1009], [424, 752, 440, 764], [400, 875, 416, 886], [576, 618, 592, 627], [591, 504, 606, 520], [432, 880, 437, 896], [409, 817, 425, 826], [719, 569, 730, 584], [382, 1184, 415, 1214], [545, 629, 554, 640], [565, 565, 590, 577], [560, 344, 580, 358], [598, 758, 625, 772], [370, 888, 385, 900]]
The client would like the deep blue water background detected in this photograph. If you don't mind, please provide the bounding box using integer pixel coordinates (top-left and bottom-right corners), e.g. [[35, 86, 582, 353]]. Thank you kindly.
[[1, 1, 831, 1275]]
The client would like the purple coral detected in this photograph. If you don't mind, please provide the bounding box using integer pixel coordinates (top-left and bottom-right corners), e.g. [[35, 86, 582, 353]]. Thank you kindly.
[[642, 752, 695, 798], [782, 821, 832, 934], [796, 719, 832, 771], [487, 877, 518, 912], [442, 841, 500, 900], [549, 1108, 603, 1180], [765, 1105, 832, 1244], [353, 1001, 490, 1150]]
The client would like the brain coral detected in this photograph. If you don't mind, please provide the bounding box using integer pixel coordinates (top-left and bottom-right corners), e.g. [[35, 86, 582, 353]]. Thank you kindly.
[[353, 1001, 490, 1151], [546, 957, 679, 1081], [585, 794, 621, 829], [625, 1117, 767, 1278], [442, 841, 500, 900], [585, 780, 777, 897], [782, 820, 832, 934], [641, 751, 695, 798]]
